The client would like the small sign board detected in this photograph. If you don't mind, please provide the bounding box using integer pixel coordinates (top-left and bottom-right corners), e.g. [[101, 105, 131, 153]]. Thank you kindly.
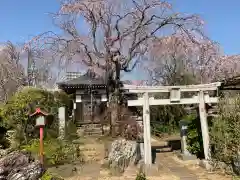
[[170, 88, 181, 102], [36, 116, 45, 126], [179, 120, 189, 137]]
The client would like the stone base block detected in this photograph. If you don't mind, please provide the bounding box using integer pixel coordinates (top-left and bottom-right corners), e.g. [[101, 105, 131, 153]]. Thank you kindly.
[[177, 152, 197, 161], [199, 159, 213, 171]]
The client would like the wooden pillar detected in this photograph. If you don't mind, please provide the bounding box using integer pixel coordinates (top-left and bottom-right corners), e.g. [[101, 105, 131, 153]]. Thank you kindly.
[[75, 95, 83, 123], [199, 91, 210, 160], [143, 92, 152, 166]]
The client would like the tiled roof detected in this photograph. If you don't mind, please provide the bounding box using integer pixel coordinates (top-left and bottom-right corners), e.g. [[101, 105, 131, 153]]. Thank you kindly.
[[57, 70, 106, 86]]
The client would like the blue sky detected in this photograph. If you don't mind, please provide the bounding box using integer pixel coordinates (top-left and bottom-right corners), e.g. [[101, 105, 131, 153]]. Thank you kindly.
[[0, 0, 239, 56]]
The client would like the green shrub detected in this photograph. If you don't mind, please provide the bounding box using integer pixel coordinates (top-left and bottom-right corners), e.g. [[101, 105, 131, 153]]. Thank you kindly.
[[53, 91, 72, 110], [65, 119, 78, 141], [233, 176, 240, 180], [185, 114, 204, 158], [21, 138, 83, 166], [135, 171, 147, 180], [41, 170, 63, 180], [150, 105, 185, 136], [1, 87, 71, 145], [0, 107, 9, 148], [135, 164, 147, 180], [210, 95, 240, 165], [151, 123, 179, 136]]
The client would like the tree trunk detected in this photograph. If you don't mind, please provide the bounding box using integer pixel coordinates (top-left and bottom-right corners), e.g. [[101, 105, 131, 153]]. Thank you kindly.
[[109, 92, 118, 137], [108, 61, 121, 137]]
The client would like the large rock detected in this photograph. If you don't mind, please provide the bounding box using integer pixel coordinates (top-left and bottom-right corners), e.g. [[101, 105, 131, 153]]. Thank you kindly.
[[232, 152, 240, 175], [106, 139, 141, 173], [0, 151, 44, 180], [0, 148, 7, 158]]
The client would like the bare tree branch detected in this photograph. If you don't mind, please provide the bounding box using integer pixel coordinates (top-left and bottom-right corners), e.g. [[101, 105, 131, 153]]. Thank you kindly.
[[0, 42, 25, 102], [28, 0, 206, 78]]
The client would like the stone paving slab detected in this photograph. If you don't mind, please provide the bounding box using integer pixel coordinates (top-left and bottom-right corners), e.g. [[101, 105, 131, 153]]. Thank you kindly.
[[180, 177, 198, 180], [169, 166, 196, 177], [157, 152, 200, 180]]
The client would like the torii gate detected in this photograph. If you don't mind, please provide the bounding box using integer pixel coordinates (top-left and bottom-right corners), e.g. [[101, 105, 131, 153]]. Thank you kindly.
[[122, 82, 222, 166]]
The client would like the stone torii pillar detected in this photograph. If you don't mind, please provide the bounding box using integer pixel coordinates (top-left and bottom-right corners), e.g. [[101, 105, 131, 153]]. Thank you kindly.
[[199, 90, 210, 160], [143, 92, 152, 166]]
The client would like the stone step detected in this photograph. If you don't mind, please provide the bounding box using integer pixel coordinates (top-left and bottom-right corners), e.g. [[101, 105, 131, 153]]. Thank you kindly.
[[82, 126, 102, 130], [76, 123, 102, 127], [84, 131, 102, 134], [76, 124, 103, 136], [84, 131, 103, 136], [84, 132, 102, 136], [84, 129, 102, 133], [77, 127, 102, 131], [84, 128, 101, 131], [83, 128, 102, 131], [82, 124, 102, 128]]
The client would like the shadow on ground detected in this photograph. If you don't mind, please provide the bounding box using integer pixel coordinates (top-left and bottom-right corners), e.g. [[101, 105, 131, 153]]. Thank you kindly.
[[151, 139, 181, 164]]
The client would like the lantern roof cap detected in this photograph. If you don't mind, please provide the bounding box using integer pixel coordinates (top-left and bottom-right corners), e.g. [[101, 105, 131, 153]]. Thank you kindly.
[[29, 107, 48, 117]]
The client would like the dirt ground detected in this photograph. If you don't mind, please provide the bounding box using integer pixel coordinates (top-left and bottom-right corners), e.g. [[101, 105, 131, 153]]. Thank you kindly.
[[49, 136, 235, 180]]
